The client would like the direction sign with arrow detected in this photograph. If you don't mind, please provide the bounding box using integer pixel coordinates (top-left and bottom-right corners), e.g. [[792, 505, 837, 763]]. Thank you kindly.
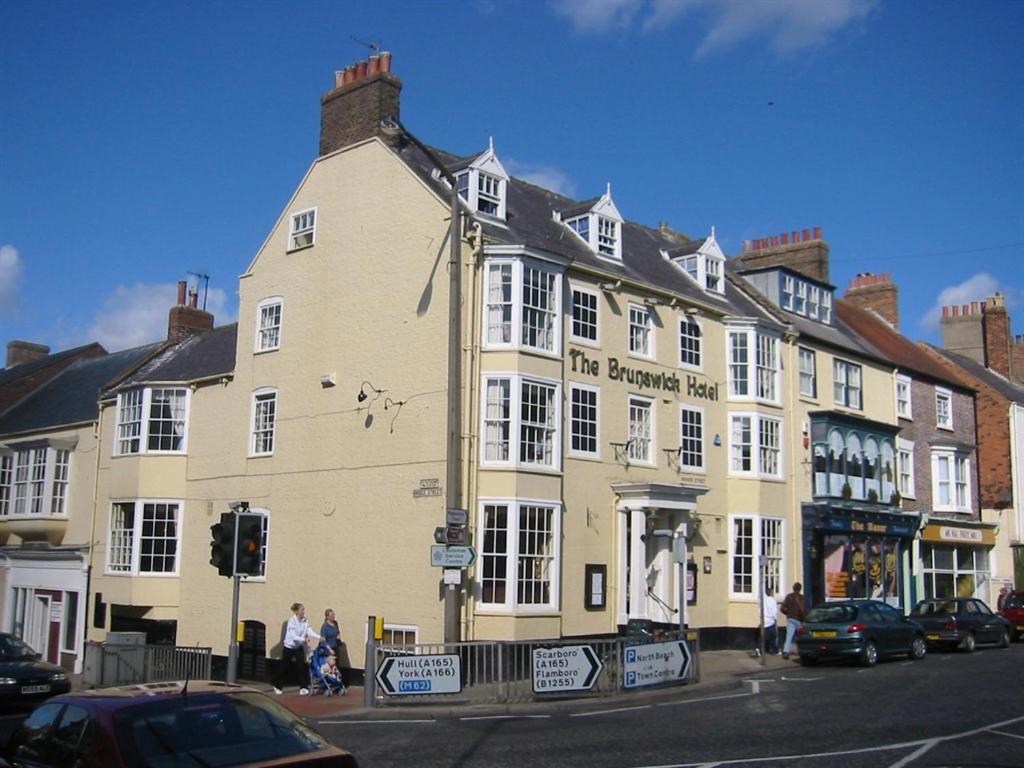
[[375, 653, 462, 696], [622, 639, 692, 689], [430, 545, 476, 568], [532, 645, 603, 693]]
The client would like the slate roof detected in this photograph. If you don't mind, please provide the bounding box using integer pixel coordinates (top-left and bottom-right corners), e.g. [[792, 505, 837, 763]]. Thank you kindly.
[[836, 301, 968, 390], [725, 261, 887, 363], [0, 343, 161, 436], [925, 345, 1024, 404], [0, 343, 104, 387], [113, 324, 237, 391], [397, 143, 773, 323]]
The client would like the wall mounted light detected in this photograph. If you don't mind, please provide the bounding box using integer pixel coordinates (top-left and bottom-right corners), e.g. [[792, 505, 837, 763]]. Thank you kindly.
[[357, 380, 385, 402], [320, 373, 336, 388], [713, 434, 722, 446]]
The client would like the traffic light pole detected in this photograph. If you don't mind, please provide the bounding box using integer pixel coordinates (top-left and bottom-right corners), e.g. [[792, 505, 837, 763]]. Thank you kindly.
[[227, 574, 240, 684]]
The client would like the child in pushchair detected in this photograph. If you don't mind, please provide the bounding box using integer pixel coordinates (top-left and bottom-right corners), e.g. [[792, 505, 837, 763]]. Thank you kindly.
[[309, 642, 346, 696]]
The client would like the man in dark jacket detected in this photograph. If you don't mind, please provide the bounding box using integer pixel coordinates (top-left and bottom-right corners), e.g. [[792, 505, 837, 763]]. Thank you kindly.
[[780, 582, 806, 660]]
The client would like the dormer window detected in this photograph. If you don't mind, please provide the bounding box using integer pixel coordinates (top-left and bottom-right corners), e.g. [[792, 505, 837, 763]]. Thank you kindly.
[[743, 268, 835, 325], [560, 185, 624, 262], [664, 234, 725, 295], [597, 216, 618, 257], [452, 139, 509, 220]]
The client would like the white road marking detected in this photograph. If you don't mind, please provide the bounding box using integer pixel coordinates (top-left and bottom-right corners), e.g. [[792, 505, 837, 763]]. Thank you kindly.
[[887, 739, 938, 768], [459, 714, 551, 721], [779, 676, 822, 681], [627, 713, 1024, 768], [988, 728, 1024, 741], [655, 692, 753, 708], [571, 704, 652, 718], [318, 718, 436, 725]]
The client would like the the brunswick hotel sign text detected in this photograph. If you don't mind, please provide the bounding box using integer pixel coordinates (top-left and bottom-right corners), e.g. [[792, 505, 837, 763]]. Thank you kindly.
[[569, 350, 719, 402]]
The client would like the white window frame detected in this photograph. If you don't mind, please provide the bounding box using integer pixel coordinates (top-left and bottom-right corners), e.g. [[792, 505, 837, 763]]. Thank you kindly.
[[481, 258, 562, 356], [0, 446, 72, 518], [570, 285, 600, 346], [627, 394, 655, 465], [628, 304, 654, 359], [896, 374, 912, 420], [781, 275, 794, 310], [729, 413, 783, 479], [897, 438, 916, 499], [935, 387, 953, 430], [931, 448, 971, 513], [679, 405, 705, 472], [728, 327, 781, 404], [250, 388, 278, 457], [821, 291, 833, 323], [568, 382, 600, 460], [729, 514, 785, 600], [288, 206, 317, 251], [596, 216, 619, 259], [456, 168, 507, 220], [833, 359, 863, 409], [798, 347, 817, 398], [255, 297, 283, 353], [114, 388, 190, 456], [104, 499, 182, 577], [479, 374, 562, 471], [476, 498, 562, 613], [678, 316, 702, 371], [380, 624, 420, 650]]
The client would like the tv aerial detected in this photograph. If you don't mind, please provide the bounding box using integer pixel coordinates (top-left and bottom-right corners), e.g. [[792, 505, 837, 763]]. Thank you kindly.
[[350, 35, 381, 55]]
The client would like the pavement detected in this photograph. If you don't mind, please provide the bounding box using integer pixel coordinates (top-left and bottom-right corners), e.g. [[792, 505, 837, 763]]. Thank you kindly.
[[261, 649, 798, 720]]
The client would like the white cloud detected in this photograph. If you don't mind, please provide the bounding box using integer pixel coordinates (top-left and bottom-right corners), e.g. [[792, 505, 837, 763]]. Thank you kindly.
[[0, 244, 23, 316], [87, 283, 235, 352], [555, 0, 876, 56], [551, 0, 645, 33], [505, 159, 578, 198], [919, 273, 1015, 333]]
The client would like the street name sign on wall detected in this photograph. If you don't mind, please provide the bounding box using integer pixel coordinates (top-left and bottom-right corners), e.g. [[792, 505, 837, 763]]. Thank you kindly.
[[532, 645, 603, 693], [623, 639, 691, 689], [376, 654, 462, 695], [430, 545, 476, 568]]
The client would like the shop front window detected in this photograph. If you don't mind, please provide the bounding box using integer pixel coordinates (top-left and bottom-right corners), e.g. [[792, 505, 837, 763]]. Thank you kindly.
[[822, 534, 902, 605], [922, 543, 991, 602]]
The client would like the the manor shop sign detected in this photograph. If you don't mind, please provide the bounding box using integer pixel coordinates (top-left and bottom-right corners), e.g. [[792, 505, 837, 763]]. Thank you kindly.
[[569, 349, 719, 401]]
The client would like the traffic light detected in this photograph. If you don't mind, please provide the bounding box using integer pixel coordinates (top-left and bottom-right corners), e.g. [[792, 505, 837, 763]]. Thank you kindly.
[[209, 512, 236, 577], [235, 512, 263, 577]]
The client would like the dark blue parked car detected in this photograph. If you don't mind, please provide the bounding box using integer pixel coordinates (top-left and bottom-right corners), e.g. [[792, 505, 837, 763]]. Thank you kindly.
[[796, 600, 927, 667], [910, 597, 1012, 651]]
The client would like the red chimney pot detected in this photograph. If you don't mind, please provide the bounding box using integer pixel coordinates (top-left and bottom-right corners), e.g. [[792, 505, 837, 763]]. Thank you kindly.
[[379, 51, 392, 73]]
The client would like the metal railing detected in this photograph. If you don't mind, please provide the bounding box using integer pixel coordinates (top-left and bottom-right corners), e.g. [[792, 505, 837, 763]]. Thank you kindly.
[[83, 642, 213, 688], [369, 630, 700, 707]]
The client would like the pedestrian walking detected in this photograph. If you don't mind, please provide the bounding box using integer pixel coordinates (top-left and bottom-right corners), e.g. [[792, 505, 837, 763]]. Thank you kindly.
[[763, 587, 780, 655], [780, 582, 806, 660], [272, 602, 324, 695]]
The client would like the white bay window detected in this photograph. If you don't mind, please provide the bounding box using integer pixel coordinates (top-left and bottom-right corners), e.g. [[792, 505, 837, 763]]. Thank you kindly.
[[106, 500, 180, 576], [480, 374, 561, 470], [478, 499, 561, 611], [482, 259, 561, 355], [728, 327, 781, 404], [0, 445, 72, 517], [115, 388, 189, 455]]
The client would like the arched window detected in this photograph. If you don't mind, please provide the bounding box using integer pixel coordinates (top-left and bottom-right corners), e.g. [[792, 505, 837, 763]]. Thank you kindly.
[[814, 445, 828, 496], [829, 430, 846, 496], [864, 438, 880, 499], [880, 440, 896, 503], [847, 433, 864, 499]]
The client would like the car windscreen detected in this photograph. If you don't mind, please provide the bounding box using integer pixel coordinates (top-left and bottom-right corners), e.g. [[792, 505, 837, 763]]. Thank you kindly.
[[0, 634, 38, 660], [113, 691, 331, 768], [911, 600, 959, 616], [805, 604, 858, 623]]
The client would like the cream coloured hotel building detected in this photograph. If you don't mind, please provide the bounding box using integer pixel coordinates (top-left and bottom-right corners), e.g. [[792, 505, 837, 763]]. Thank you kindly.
[[73, 59, 931, 672]]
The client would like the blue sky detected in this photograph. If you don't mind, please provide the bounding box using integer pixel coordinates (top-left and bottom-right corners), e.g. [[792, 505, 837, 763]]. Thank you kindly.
[[2, 0, 1022, 353]]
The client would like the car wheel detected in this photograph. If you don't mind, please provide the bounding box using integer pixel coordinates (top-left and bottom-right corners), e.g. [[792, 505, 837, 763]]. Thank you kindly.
[[961, 631, 976, 653], [799, 655, 817, 667], [860, 640, 879, 667], [999, 628, 1010, 649], [909, 635, 927, 660]]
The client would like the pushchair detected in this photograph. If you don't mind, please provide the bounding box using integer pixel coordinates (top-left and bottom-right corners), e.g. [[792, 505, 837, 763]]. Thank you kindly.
[[309, 643, 346, 696]]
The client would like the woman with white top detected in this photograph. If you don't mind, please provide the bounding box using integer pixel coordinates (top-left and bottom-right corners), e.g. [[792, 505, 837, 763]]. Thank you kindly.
[[272, 602, 325, 694]]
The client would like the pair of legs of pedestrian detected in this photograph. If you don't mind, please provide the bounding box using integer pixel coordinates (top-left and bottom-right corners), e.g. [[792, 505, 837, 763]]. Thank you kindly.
[[782, 619, 802, 659], [753, 625, 779, 656], [272, 645, 309, 694]]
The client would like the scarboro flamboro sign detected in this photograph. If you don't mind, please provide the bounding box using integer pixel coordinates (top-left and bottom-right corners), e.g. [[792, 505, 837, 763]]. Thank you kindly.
[[532, 645, 603, 693], [623, 640, 691, 689], [375, 653, 462, 695]]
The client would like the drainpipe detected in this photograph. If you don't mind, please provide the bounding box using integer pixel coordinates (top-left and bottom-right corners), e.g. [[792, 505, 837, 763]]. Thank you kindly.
[[379, 117, 465, 644]]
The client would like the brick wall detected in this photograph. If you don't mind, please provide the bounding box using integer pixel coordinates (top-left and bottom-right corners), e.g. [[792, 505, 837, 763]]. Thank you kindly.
[[735, 229, 829, 283], [844, 273, 899, 329]]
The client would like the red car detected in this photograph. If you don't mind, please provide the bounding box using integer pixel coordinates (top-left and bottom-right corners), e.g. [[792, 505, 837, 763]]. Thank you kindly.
[[0, 680, 358, 767], [1002, 590, 1024, 641]]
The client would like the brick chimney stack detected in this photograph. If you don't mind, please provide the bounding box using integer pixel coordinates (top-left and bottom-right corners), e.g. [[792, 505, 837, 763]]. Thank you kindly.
[[982, 293, 1011, 378], [5, 340, 50, 368], [320, 51, 401, 156], [167, 280, 214, 344], [735, 227, 829, 283], [844, 273, 899, 329]]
